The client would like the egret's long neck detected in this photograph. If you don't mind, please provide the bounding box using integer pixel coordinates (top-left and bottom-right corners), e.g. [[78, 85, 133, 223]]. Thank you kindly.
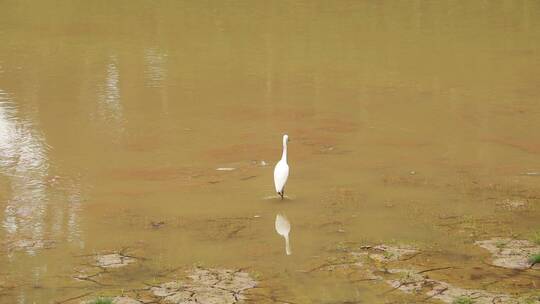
[[281, 140, 288, 162], [285, 235, 291, 255]]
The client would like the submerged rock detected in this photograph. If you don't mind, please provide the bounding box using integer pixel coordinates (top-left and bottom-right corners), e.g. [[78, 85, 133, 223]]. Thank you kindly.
[[496, 199, 528, 211], [151, 268, 257, 304], [96, 253, 136, 268], [475, 238, 540, 270]]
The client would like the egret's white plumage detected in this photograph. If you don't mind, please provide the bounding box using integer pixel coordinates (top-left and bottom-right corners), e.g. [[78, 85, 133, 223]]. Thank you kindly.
[[274, 134, 289, 199], [275, 214, 291, 255]]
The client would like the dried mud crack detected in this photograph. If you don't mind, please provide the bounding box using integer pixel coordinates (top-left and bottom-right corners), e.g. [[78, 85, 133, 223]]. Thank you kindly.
[[311, 243, 540, 304], [475, 238, 540, 270], [78, 267, 258, 304], [150, 268, 257, 304]]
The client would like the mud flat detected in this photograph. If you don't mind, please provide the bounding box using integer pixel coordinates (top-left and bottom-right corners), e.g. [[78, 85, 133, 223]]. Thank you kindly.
[[309, 243, 540, 304], [475, 238, 540, 270], [78, 267, 257, 304], [151, 268, 257, 304], [386, 268, 524, 304]]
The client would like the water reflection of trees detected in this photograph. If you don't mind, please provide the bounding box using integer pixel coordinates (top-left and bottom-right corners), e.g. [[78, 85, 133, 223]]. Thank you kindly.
[[0, 89, 49, 255], [0, 89, 84, 256]]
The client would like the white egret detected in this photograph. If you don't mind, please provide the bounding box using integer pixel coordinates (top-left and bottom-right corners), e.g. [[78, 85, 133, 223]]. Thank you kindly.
[[275, 214, 291, 255], [273, 134, 290, 200]]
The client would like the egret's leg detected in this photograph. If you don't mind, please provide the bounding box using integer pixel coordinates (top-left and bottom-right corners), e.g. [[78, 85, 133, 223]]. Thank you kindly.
[[279, 192, 284, 200]]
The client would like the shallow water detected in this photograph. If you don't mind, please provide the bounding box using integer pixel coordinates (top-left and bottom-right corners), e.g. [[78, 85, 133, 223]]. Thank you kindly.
[[1, 1, 540, 303]]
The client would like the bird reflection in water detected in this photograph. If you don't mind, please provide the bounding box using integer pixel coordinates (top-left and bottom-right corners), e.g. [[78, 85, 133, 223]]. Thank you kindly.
[[275, 213, 291, 256]]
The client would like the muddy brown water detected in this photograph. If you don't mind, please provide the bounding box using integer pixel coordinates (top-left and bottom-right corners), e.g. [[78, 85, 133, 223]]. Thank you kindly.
[[1, 1, 540, 303]]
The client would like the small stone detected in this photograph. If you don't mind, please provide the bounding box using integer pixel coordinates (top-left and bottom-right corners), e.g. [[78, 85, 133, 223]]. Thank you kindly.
[[150, 221, 165, 229], [216, 168, 235, 171]]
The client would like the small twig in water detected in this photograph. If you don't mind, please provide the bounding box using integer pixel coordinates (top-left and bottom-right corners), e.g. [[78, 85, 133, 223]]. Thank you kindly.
[[55, 291, 94, 304], [302, 261, 358, 273], [399, 252, 422, 261], [417, 266, 456, 274]]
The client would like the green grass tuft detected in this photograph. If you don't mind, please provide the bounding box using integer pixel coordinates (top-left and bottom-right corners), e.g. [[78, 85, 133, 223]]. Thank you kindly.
[[452, 295, 474, 304], [383, 251, 394, 260], [89, 298, 113, 304], [529, 254, 540, 265]]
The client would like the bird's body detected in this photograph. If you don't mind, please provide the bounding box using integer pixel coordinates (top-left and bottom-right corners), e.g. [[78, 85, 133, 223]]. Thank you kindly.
[[274, 135, 290, 199]]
